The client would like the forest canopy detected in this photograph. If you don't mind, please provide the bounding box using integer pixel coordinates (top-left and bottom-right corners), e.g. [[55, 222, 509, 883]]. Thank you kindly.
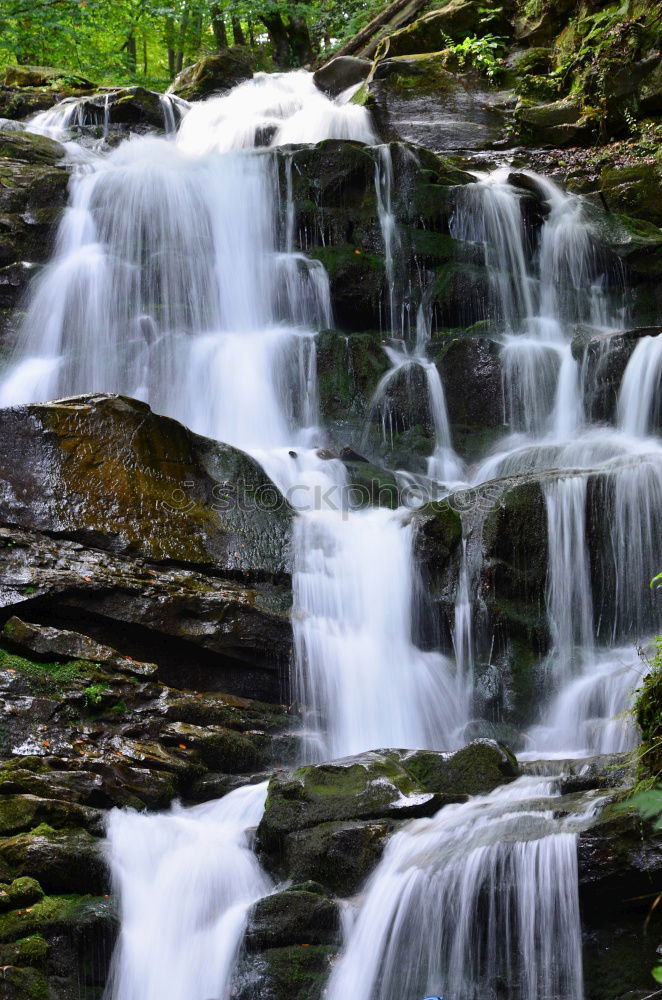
[[0, 0, 391, 86]]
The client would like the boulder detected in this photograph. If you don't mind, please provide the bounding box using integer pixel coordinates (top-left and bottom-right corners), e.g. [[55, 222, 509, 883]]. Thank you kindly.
[[600, 159, 662, 229], [245, 888, 340, 950], [0, 829, 107, 895], [0, 67, 93, 90], [234, 944, 335, 1000], [369, 54, 508, 151], [434, 335, 504, 458], [170, 47, 254, 101], [313, 57, 371, 97], [572, 326, 661, 424], [0, 878, 44, 913], [0, 394, 292, 574], [516, 97, 597, 146], [280, 819, 392, 896]]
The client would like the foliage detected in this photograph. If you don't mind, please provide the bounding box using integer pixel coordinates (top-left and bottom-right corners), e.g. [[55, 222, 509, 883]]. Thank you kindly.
[[83, 682, 109, 707], [443, 32, 508, 81], [0, 0, 394, 86]]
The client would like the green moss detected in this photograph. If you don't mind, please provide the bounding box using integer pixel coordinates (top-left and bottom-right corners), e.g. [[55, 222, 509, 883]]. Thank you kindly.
[[0, 893, 95, 943], [260, 944, 335, 1000], [635, 642, 662, 777], [0, 646, 93, 689]]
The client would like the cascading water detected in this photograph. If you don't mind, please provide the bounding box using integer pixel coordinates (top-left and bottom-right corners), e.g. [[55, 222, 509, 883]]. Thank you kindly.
[[327, 777, 591, 1000], [1, 61, 660, 1000]]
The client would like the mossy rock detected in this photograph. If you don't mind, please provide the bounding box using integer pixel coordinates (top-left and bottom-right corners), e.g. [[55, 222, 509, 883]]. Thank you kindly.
[[635, 661, 662, 777], [403, 740, 518, 795], [245, 889, 340, 950], [0, 394, 292, 575], [161, 721, 263, 773], [0, 933, 49, 969], [0, 131, 65, 166], [0, 893, 103, 944], [0, 878, 44, 913], [384, 1, 512, 57], [1, 66, 94, 90], [0, 964, 48, 1000], [170, 46, 253, 101], [235, 944, 336, 1000], [258, 750, 441, 852], [0, 828, 106, 895], [279, 819, 391, 895], [601, 157, 662, 228]]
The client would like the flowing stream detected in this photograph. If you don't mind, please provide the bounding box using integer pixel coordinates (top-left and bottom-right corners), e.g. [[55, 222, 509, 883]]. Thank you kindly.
[[1, 68, 660, 1000]]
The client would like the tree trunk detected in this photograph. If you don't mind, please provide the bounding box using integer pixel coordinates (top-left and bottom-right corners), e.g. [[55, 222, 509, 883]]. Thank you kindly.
[[165, 15, 176, 77], [260, 11, 292, 67], [211, 4, 228, 50], [231, 15, 246, 45], [142, 32, 148, 76], [286, 15, 314, 66], [329, 0, 428, 60], [176, 8, 190, 74], [123, 29, 137, 73]]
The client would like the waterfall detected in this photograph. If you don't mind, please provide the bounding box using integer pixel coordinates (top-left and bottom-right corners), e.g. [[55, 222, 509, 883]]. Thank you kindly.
[[1, 63, 661, 1000], [327, 778, 587, 1000], [104, 783, 271, 1000], [618, 333, 662, 436]]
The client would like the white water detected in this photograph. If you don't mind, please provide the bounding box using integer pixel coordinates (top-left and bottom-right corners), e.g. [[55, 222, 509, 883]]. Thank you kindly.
[[327, 777, 591, 1000], [104, 783, 270, 1000], [1, 67, 660, 1000]]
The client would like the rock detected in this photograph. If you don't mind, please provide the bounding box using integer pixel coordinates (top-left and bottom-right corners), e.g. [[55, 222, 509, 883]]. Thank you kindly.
[[0, 394, 292, 573], [245, 889, 340, 950], [0, 524, 291, 701], [0, 829, 107, 895], [257, 751, 445, 854], [402, 740, 518, 794], [369, 54, 509, 151], [600, 159, 662, 229], [573, 326, 661, 424], [170, 47, 253, 101], [383, 0, 512, 56], [234, 944, 335, 1000], [0, 132, 69, 316], [259, 743, 518, 855], [517, 97, 597, 146], [434, 335, 504, 458], [313, 57, 371, 97], [161, 721, 263, 773], [0, 67, 93, 90], [2, 617, 158, 679], [280, 820, 392, 896], [0, 965, 48, 1000], [0, 795, 101, 837], [586, 207, 662, 280], [0, 878, 44, 913]]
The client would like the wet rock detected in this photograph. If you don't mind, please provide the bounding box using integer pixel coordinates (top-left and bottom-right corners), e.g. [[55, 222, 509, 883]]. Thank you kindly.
[[403, 740, 518, 795], [313, 57, 371, 97], [161, 721, 263, 773], [0, 965, 48, 1000], [369, 54, 509, 151], [2, 617, 157, 679], [280, 819, 392, 896], [0, 394, 292, 574], [0, 878, 44, 913], [258, 750, 445, 854], [0, 131, 69, 315], [234, 944, 335, 1000], [170, 47, 254, 101], [0, 829, 107, 895], [434, 335, 504, 458], [600, 160, 662, 229], [0, 524, 291, 698], [245, 888, 340, 950], [0, 795, 101, 838], [573, 326, 661, 424]]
